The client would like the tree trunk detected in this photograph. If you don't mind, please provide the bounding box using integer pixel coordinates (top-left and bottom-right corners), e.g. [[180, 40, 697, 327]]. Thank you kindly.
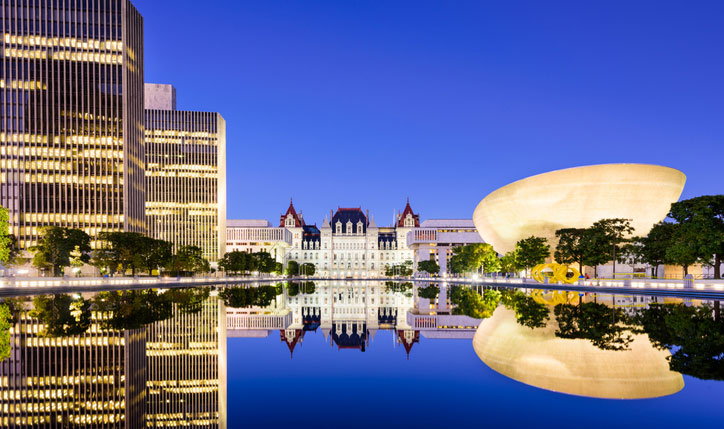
[[714, 301, 721, 322], [715, 255, 721, 279], [683, 265, 688, 276]]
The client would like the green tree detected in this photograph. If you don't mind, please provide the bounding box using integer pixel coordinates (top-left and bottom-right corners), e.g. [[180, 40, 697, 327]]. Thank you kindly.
[[385, 260, 413, 277], [0, 207, 11, 265], [219, 285, 282, 308], [253, 251, 277, 273], [665, 223, 699, 276], [554, 228, 589, 273], [668, 196, 724, 278], [554, 302, 633, 351], [93, 231, 142, 275], [515, 236, 550, 276], [0, 304, 11, 361], [139, 237, 173, 275], [632, 222, 677, 277], [218, 250, 250, 275], [164, 288, 211, 314], [30, 295, 91, 337], [286, 260, 300, 276], [449, 244, 500, 274], [417, 284, 439, 300], [93, 290, 174, 330], [450, 287, 501, 319], [31, 227, 91, 276], [417, 259, 439, 275], [635, 303, 724, 380], [586, 218, 634, 276], [300, 262, 316, 276], [499, 251, 520, 274], [168, 245, 210, 275], [501, 290, 550, 329]]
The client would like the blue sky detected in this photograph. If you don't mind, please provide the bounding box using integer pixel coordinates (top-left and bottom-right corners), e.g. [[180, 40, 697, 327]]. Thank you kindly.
[[136, 0, 724, 226]]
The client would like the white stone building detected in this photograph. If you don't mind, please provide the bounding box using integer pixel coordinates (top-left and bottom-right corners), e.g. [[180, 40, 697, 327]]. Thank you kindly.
[[407, 219, 484, 274], [282, 199, 419, 278]]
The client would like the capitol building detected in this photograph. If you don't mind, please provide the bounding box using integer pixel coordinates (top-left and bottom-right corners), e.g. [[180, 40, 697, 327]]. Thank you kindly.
[[226, 199, 483, 277]]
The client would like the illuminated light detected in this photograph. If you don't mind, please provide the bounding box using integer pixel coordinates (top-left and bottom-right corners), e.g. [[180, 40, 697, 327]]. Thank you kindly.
[[473, 164, 686, 254]]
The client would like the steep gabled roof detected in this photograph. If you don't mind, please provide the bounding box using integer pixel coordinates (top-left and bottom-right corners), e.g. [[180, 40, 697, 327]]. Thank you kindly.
[[397, 198, 420, 227], [279, 199, 304, 227]]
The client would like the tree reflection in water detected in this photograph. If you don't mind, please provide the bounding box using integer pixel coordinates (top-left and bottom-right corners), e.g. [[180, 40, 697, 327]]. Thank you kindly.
[[500, 290, 549, 329], [635, 303, 724, 381], [218, 283, 283, 307], [449, 286, 501, 319]]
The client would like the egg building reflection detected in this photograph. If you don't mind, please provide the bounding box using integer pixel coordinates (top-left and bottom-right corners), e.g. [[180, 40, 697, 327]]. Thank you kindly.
[[473, 305, 685, 399]]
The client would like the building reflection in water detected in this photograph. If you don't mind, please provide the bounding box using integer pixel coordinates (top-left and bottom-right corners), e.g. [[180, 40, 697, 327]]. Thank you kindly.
[[226, 282, 484, 359], [0, 292, 227, 428]]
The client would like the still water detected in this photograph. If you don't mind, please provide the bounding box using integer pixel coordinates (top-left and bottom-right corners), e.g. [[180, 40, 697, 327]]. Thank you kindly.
[[0, 281, 722, 428]]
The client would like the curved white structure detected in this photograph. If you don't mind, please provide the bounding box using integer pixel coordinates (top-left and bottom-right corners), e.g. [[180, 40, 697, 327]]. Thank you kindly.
[[473, 307, 684, 399], [472, 164, 686, 254]]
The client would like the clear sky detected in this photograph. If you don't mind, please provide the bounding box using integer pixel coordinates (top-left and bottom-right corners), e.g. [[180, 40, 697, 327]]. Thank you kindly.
[[135, 0, 724, 226]]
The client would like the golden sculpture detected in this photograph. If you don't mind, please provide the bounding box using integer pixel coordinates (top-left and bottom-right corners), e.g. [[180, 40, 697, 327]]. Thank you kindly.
[[531, 263, 580, 284]]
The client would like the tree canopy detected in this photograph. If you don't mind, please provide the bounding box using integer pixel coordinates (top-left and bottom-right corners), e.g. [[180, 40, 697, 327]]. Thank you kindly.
[[30, 227, 91, 276], [514, 236, 549, 274], [286, 260, 299, 276], [0, 207, 11, 266], [300, 262, 316, 276], [0, 304, 11, 361], [385, 260, 413, 277], [416, 259, 439, 275], [30, 294, 92, 337], [450, 287, 501, 319], [168, 245, 210, 275], [554, 228, 589, 273], [449, 243, 500, 274], [668, 196, 724, 278]]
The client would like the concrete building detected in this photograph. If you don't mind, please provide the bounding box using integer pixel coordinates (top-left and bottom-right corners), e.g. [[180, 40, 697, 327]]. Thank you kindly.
[[0, 0, 146, 252], [144, 84, 226, 262], [407, 219, 484, 274], [225, 219, 292, 263]]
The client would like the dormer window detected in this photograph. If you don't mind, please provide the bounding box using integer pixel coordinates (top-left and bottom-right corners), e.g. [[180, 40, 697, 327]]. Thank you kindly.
[[404, 214, 414, 227], [336, 221, 342, 234], [286, 215, 296, 227], [357, 221, 364, 235], [346, 221, 353, 234]]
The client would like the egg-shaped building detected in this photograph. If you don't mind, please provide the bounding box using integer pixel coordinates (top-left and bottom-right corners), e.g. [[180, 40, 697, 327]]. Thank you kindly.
[[473, 307, 684, 399], [472, 164, 686, 254]]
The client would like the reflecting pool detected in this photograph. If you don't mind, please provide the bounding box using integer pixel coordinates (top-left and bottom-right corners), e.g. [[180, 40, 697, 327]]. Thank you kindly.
[[1, 281, 723, 428]]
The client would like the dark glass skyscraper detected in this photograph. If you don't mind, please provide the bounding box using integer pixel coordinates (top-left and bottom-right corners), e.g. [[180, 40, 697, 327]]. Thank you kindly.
[[0, 0, 146, 252]]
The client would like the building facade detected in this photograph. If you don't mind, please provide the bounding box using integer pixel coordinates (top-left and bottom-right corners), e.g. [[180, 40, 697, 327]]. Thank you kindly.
[[225, 219, 292, 263], [145, 84, 226, 262], [226, 202, 487, 276], [0, 311, 147, 427], [0, 0, 146, 252], [407, 219, 484, 274], [226, 200, 420, 277]]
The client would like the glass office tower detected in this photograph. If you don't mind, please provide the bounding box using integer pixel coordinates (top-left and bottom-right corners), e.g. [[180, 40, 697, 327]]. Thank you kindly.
[[0, 0, 146, 251], [145, 86, 226, 262]]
